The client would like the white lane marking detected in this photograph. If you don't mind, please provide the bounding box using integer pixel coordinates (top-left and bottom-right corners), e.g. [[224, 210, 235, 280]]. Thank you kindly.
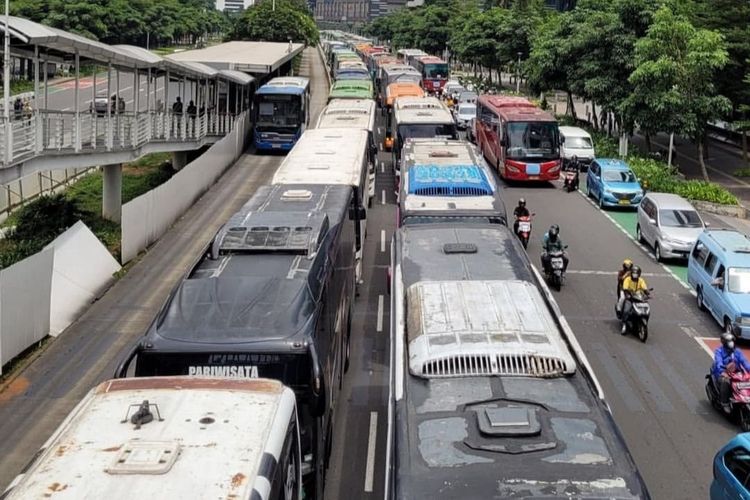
[[364, 411, 378, 492], [378, 126, 383, 135], [379, 143, 383, 152], [380, 162, 384, 174], [381, 230, 386, 252], [576, 187, 692, 293], [695, 337, 717, 358], [377, 295, 384, 332], [381, 189, 386, 205]]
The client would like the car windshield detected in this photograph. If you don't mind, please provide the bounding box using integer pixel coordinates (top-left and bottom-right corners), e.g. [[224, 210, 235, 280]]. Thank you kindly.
[[458, 105, 476, 117], [602, 170, 636, 183], [728, 267, 750, 294], [505, 121, 559, 160], [659, 209, 702, 228], [256, 94, 301, 129], [565, 136, 593, 149]]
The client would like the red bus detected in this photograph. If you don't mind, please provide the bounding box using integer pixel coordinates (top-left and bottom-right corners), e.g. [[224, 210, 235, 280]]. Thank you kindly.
[[412, 55, 449, 95], [475, 95, 561, 181]]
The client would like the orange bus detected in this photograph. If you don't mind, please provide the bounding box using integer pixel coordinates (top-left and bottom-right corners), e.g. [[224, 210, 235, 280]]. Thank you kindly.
[[383, 83, 425, 150]]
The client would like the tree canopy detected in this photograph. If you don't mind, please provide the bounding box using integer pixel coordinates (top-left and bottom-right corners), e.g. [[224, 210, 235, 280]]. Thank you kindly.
[[229, 0, 318, 46], [11, 0, 228, 46]]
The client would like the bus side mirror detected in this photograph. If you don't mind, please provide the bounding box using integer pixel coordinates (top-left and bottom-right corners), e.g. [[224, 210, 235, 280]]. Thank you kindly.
[[370, 144, 378, 158], [349, 206, 366, 221], [501, 137, 509, 148]]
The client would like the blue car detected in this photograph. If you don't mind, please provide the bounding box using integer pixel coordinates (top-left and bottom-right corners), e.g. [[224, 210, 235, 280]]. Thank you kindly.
[[711, 433, 750, 499], [586, 159, 644, 208]]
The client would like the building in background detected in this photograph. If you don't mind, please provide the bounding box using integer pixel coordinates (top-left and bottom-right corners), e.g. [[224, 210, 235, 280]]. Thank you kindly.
[[315, 0, 371, 22], [544, 0, 576, 10], [216, 0, 254, 12]]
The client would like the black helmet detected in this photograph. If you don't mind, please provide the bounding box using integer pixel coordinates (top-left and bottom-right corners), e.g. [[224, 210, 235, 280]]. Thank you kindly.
[[630, 265, 642, 280], [518, 198, 526, 208], [722, 332, 736, 350], [549, 224, 559, 236]]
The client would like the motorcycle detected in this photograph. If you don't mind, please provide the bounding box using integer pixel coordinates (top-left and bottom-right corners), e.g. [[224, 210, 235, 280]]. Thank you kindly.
[[706, 368, 750, 431], [562, 157, 580, 193], [619, 289, 652, 342], [545, 247, 568, 290], [515, 213, 534, 249]]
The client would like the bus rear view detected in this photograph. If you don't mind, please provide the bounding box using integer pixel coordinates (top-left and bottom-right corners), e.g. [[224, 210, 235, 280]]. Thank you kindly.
[[476, 95, 561, 181], [254, 77, 310, 152]]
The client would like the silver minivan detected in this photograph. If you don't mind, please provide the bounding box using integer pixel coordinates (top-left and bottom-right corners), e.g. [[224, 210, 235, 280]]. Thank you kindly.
[[637, 192, 706, 261]]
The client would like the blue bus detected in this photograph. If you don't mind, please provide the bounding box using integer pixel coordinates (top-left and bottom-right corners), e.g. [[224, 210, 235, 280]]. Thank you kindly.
[[253, 77, 311, 151]]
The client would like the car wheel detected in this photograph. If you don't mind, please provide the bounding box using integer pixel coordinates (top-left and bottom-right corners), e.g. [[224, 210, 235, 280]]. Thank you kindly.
[[636, 224, 644, 243], [696, 287, 706, 311], [654, 243, 662, 262], [725, 318, 734, 335]]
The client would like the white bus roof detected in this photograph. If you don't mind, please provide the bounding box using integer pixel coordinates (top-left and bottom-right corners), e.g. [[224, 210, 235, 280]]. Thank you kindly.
[[265, 76, 310, 88], [407, 280, 577, 378], [397, 49, 427, 56], [394, 106, 454, 125], [395, 96, 444, 111], [317, 99, 376, 132], [272, 128, 368, 187], [4, 377, 296, 500], [403, 138, 483, 166]]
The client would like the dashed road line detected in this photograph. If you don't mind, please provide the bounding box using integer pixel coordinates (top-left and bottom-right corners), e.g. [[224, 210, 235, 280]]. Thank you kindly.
[[363, 411, 378, 493], [381, 189, 386, 205], [376, 295, 384, 332], [380, 230, 386, 252]]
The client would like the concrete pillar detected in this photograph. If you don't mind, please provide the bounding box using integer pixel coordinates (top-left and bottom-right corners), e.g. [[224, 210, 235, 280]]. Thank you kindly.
[[102, 163, 122, 222], [172, 151, 188, 170]]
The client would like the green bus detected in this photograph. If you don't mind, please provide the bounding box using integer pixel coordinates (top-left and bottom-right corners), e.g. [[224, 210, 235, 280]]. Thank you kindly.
[[328, 79, 374, 102]]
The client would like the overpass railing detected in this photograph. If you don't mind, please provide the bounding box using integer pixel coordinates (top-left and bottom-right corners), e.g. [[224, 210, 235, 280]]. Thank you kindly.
[[0, 109, 240, 166]]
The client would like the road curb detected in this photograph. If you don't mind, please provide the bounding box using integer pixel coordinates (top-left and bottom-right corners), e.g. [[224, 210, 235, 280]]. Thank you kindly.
[[693, 200, 748, 219]]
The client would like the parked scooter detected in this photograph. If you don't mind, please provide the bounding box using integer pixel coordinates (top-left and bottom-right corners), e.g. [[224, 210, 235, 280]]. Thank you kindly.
[[515, 213, 534, 249], [706, 368, 750, 431], [562, 156, 580, 193], [618, 289, 652, 342], [545, 247, 568, 290]]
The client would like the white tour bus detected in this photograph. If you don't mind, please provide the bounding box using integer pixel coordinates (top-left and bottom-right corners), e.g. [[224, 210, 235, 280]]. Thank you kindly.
[[272, 128, 370, 284], [391, 97, 457, 171], [316, 98, 377, 205], [3, 377, 302, 500]]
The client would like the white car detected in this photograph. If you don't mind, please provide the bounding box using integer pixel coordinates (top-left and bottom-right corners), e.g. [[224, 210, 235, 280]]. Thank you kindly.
[[454, 102, 476, 130], [559, 125, 595, 170]]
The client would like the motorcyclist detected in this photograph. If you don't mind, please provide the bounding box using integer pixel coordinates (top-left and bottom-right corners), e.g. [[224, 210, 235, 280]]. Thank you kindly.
[[619, 265, 649, 333], [617, 258, 634, 298], [513, 198, 530, 235], [712, 333, 750, 412], [541, 224, 568, 274]]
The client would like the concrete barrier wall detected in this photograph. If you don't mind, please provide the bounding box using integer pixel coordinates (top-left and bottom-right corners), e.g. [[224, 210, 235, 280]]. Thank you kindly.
[[45, 221, 121, 337], [0, 221, 121, 373], [121, 111, 250, 263], [0, 248, 53, 373]]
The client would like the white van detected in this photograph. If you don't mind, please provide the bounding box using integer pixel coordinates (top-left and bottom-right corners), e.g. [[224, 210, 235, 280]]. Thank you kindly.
[[559, 125, 595, 170]]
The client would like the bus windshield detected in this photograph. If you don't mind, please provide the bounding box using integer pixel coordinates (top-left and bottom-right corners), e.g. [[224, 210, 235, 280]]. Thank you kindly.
[[505, 121, 559, 161], [424, 63, 449, 79], [398, 123, 458, 143], [256, 94, 302, 130]]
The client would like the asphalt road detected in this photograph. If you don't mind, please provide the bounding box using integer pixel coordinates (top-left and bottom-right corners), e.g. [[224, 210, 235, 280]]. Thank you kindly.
[[42, 72, 199, 112], [0, 47, 328, 490], [506, 175, 736, 499]]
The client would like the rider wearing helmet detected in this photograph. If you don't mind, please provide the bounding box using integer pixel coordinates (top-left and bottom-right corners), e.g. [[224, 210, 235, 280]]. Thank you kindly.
[[712, 333, 750, 411], [541, 224, 568, 274], [617, 259, 634, 298], [619, 266, 649, 333], [513, 198, 530, 235]]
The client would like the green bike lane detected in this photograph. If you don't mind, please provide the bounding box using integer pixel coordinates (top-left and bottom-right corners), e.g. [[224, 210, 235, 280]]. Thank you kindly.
[[579, 176, 688, 286]]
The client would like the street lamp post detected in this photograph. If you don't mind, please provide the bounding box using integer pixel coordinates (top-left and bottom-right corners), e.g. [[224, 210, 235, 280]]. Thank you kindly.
[[3, 0, 10, 164], [515, 51, 522, 94]]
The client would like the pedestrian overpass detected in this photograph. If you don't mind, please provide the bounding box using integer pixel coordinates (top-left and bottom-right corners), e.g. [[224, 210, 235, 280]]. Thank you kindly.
[[0, 17, 303, 220]]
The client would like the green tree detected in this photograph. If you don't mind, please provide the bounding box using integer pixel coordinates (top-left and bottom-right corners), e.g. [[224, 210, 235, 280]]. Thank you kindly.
[[626, 6, 730, 180], [231, 0, 318, 46]]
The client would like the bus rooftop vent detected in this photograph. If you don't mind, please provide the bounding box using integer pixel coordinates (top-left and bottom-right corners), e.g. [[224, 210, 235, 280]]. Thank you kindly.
[[428, 150, 459, 158], [408, 165, 493, 197], [406, 280, 576, 379], [281, 189, 313, 201], [443, 243, 477, 254]]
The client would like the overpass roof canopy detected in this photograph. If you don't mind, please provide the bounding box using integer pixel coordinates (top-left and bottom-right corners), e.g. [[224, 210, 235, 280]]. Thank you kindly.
[[166, 41, 305, 74], [0, 17, 253, 85]]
